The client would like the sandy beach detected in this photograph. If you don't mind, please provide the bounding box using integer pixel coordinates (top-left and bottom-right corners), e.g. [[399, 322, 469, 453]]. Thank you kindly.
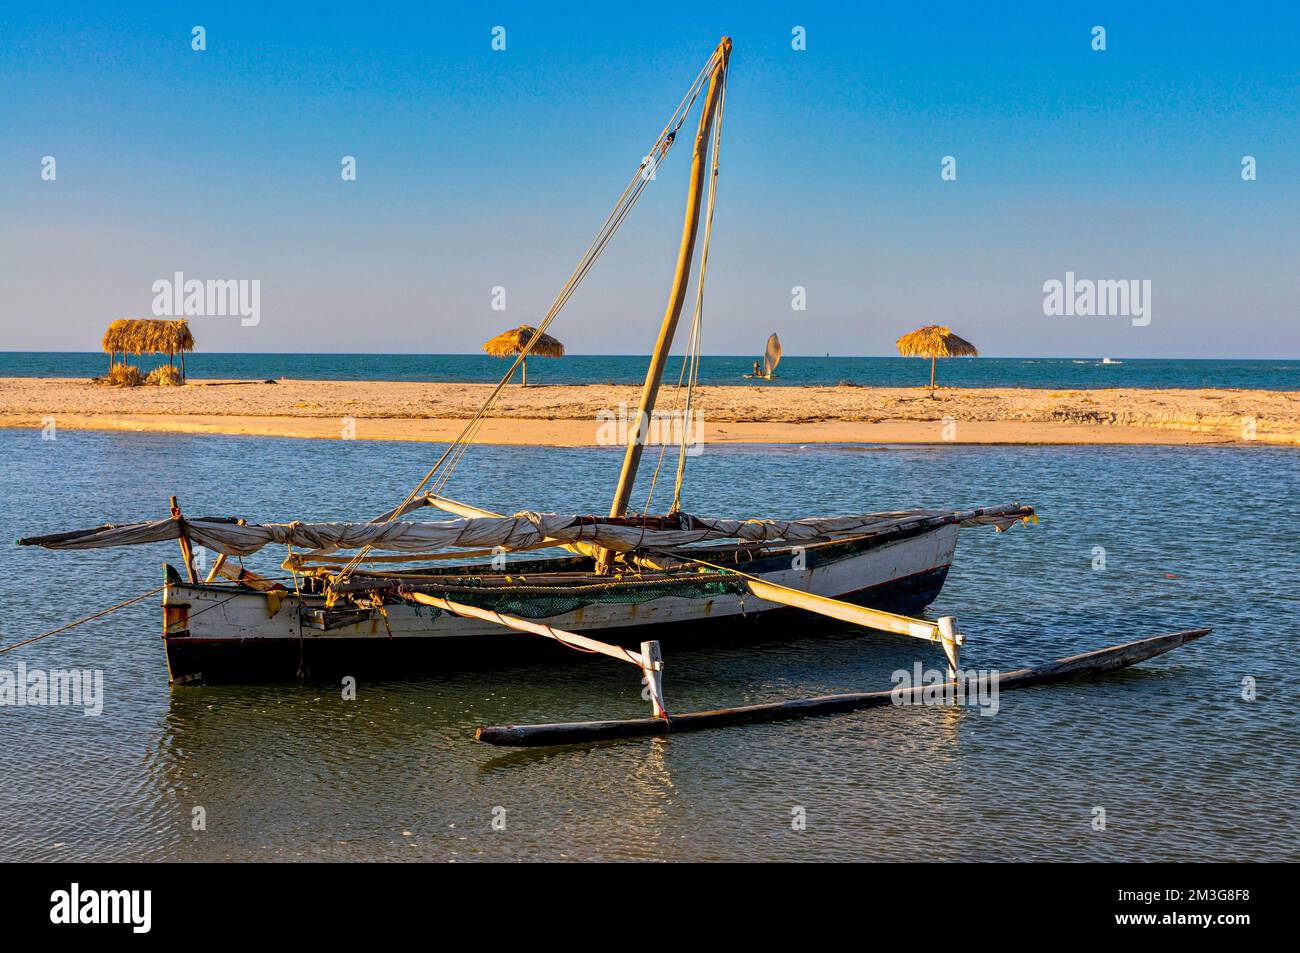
[[0, 377, 1295, 446]]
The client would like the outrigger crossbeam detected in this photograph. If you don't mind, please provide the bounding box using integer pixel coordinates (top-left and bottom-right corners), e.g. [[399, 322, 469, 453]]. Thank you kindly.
[[417, 494, 967, 673], [396, 557, 963, 726], [399, 590, 668, 718]]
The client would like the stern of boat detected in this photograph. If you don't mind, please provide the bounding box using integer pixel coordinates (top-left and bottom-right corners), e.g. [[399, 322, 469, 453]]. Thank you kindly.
[[161, 564, 200, 683]]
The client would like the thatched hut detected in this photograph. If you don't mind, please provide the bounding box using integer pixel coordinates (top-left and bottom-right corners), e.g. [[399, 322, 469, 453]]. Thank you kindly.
[[482, 325, 565, 385], [102, 319, 195, 382], [895, 325, 978, 395]]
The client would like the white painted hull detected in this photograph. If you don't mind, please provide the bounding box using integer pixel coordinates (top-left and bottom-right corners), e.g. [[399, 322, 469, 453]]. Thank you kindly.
[[162, 525, 959, 681]]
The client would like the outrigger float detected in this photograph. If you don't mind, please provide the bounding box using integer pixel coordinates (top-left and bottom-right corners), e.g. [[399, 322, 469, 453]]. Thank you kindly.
[[17, 38, 1207, 745]]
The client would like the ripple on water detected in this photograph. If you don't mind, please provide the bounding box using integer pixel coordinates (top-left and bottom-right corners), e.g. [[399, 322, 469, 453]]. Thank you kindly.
[[0, 432, 1296, 861]]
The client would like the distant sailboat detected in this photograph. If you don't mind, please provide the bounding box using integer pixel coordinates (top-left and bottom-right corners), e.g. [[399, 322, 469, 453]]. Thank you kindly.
[[745, 332, 782, 379]]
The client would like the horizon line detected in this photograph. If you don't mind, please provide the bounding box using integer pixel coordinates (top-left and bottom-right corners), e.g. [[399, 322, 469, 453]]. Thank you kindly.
[[2, 350, 1297, 362]]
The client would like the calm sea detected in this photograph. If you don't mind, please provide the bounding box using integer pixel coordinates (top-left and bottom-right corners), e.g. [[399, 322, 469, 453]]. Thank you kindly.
[[0, 429, 1295, 861], [3, 352, 1298, 390]]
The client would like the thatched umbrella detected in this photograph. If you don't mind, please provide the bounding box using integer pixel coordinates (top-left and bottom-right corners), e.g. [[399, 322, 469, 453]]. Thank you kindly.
[[895, 325, 978, 395], [482, 325, 565, 385], [101, 319, 195, 381]]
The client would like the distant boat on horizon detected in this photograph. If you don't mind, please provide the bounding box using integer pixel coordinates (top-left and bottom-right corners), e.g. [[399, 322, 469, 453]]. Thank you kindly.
[[744, 332, 782, 380]]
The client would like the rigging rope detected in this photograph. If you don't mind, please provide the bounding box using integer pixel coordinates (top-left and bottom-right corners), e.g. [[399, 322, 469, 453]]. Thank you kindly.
[[418, 49, 718, 494], [670, 69, 726, 514], [642, 69, 726, 516], [326, 49, 722, 596], [641, 300, 699, 513]]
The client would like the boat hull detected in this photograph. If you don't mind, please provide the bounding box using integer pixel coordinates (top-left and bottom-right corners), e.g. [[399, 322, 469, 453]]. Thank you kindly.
[[162, 525, 959, 683]]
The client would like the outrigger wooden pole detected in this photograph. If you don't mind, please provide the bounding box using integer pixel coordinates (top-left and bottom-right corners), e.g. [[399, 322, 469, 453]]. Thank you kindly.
[[602, 37, 731, 564], [476, 629, 1211, 746]]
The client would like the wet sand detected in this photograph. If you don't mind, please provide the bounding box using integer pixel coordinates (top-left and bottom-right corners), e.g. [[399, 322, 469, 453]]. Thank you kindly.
[[0, 377, 1295, 445]]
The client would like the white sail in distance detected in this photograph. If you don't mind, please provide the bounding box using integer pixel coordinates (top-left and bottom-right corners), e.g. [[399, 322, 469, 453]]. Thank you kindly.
[[761, 333, 782, 378]]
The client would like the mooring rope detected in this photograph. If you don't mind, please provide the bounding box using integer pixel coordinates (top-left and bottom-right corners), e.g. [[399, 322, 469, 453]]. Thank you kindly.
[[0, 584, 168, 655]]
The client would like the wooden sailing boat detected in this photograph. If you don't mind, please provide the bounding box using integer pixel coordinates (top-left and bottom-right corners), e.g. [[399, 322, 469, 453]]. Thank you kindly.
[[18, 38, 1206, 742], [744, 333, 782, 379]]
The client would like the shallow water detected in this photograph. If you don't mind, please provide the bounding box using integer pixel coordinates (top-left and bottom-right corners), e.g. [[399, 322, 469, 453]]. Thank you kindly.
[[0, 429, 1295, 861]]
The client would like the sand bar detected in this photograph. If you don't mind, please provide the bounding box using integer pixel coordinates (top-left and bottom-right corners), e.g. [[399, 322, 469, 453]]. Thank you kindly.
[[0, 378, 1295, 446]]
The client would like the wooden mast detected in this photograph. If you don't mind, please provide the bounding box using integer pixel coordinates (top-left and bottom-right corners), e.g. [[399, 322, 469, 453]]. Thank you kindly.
[[606, 37, 730, 525]]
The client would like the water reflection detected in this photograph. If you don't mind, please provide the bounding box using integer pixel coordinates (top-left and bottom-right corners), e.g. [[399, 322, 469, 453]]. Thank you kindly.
[[2, 431, 1296, 860]]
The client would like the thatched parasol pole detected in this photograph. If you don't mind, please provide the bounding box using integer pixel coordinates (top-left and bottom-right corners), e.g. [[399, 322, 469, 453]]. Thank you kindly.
[[482, 325, 565, 386], [895, 325, 979, 397]]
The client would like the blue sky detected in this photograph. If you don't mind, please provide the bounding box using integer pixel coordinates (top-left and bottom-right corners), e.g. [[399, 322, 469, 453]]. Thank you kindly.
[[1, 1, 1296, 357]]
